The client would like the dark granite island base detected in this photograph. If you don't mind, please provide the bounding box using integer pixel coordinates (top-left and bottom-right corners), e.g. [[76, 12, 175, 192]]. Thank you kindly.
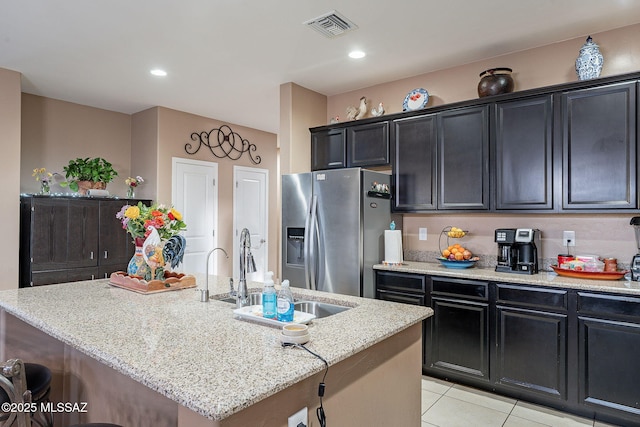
[[0, 278, 431, 427]]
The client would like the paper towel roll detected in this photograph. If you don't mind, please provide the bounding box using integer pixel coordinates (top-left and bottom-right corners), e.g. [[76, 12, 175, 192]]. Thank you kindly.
[[384, 230, 403, 264]]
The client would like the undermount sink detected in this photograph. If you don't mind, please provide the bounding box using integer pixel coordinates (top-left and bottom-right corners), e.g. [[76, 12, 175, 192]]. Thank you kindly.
[[215, 293, 352, 318], [293, 301, 351, 318], [216, 293, 263, 305]]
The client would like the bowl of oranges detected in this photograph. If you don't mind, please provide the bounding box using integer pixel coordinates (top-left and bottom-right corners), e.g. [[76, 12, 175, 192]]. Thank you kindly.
[[437, 244, 479, 269]]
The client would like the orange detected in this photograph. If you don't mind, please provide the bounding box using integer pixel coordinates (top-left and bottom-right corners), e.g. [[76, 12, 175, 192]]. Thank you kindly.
[[451, 247, 459, 254], [442, 249, 451, 257], [454, 243, 462, 248], [455, 252, 464, 260]]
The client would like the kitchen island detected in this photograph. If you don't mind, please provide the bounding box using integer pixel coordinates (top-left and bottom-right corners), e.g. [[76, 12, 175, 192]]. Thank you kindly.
[[0, 276, 431, 427]]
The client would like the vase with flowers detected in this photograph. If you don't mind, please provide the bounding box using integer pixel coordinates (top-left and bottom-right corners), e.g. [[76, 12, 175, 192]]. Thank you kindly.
[[125, 176, 144, 199], [116, 202, 187, 280], [32, 168, 53, 195]]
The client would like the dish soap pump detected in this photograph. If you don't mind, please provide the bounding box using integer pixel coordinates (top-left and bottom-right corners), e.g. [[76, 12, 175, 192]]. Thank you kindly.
[[262, 271, 277, 319], [277, 280, 294, 322]]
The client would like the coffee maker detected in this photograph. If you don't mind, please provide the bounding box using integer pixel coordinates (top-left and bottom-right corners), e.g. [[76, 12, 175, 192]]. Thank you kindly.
[[629, 217, 640, 280], [495, 228, 541, 274]]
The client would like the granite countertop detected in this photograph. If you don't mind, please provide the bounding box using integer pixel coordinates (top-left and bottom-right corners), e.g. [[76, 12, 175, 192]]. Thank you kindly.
[[0, 276, 432, 421], [375, 261, 640, 296]]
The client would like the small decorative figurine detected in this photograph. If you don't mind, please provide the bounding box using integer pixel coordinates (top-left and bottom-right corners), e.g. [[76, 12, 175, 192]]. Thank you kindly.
[[370, 102, 385, 117], [346, 96, 367, 120], [330, 116, 340, 124], [575, 36, 604, 81]]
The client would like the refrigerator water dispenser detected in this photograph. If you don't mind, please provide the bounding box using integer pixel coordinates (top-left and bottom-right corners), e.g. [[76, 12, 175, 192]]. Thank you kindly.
[[286, 227, 305, 266]]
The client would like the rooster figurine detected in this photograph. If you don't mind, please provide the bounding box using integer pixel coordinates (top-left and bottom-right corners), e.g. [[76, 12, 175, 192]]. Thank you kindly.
[[371, 102, 385, 117], [346, 96, 368, 120]]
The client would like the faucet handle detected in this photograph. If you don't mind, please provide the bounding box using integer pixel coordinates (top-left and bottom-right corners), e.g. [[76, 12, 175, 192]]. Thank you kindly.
[[199, 288, 210, 302], [228, 278, 236, 296]]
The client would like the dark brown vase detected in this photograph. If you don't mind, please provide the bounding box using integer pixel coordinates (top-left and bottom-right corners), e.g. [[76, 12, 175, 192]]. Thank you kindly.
[[477, 68, 514, 97]]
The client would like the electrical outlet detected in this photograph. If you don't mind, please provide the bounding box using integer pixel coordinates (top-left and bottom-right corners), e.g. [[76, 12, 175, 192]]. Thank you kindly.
[[419, 228, 427, 241], [288, 407, 308, 427], [563, 230, 576, 247]]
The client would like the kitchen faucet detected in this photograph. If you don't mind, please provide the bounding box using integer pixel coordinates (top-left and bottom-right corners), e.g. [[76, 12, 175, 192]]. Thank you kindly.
[[200, 247, 229, 302], [237, 228, 257, 308]]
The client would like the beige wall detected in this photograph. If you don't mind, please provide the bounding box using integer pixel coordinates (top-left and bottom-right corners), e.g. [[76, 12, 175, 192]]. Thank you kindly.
[[151, 107, 279, 279], [21, 94, 132, 196], [0, 68, 22, 290], [325, 23, 640, 263]]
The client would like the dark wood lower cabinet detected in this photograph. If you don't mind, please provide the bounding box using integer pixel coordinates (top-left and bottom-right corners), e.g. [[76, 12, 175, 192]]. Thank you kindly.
[[375, 270, 640, 427], [430, 297, 489, 380], [496, 307, 567, 399]]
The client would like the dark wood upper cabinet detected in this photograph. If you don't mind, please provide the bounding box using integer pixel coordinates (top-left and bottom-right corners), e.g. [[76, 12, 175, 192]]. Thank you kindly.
[[392, 114, 437, 211], [494, 95, 554, 210], [437, 106, 490, 210], [560, 81, 637, 210], [311, 128, 346, 170], [346, 121, 390, 167]]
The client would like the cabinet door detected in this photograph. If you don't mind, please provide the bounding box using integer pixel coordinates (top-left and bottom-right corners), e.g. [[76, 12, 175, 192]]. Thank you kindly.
[[438, 106, 489, 210], [67, 200, 99, 268], [578, 317, 640, 419], [30, 198, 69, 270], [429, 297, 490, 381], [560, 82, 637, 209], [99, 199, 135, 269], [311, 128, 346, 170], [347, 121, 390, 167], [496, 306, 567, 400], [392, 114, 437, 211], [494, 96, 554, 210]]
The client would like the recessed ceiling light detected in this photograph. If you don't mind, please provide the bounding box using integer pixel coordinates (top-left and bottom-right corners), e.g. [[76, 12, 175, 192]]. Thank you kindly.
[[348, 50, 366, 59], [150, 69, 167, 77]]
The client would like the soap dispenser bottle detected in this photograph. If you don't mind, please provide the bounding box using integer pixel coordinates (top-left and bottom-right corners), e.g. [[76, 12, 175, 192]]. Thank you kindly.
[[262, 271, 277, 319], [276, 280, 294, 322]]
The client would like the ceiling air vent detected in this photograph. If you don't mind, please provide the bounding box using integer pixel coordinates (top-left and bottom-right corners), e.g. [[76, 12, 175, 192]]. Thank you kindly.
[[304, 10, 358, 38]]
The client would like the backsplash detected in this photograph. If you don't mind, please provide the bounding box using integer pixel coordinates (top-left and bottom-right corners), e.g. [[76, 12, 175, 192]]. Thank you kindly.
[[403, 250, 631, 271]]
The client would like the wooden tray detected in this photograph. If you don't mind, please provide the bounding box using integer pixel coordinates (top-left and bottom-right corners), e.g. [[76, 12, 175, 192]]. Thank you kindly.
[[109, 271, 196, 294], [550, 265, 628, 281]]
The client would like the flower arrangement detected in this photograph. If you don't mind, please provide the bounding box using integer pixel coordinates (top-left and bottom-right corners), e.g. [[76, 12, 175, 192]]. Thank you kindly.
[[32, 167, 53, 194], [116, 202, 187, 242], [125, 176, 144, 198]]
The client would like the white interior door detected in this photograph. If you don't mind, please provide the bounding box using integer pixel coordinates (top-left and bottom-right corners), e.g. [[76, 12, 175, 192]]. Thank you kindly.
[[172, 157, 218, 276], [233, 166, 268, 282]]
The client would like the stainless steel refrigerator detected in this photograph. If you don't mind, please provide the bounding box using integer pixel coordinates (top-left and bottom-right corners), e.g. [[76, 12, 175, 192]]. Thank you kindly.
[[281, 168, 396, 298]]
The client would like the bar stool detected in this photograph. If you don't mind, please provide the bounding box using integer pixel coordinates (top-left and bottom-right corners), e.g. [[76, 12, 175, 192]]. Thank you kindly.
[[0, 358, 31, 427], [23, 362, 53, 427]]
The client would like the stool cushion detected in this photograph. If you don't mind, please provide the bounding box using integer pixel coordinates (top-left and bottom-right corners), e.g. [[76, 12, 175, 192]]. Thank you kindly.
[[23, 363, 51, 400]]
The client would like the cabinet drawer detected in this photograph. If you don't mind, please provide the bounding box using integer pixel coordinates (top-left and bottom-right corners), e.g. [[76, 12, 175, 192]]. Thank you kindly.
[[377, 289, 425, 306], [432, 277, 488, 301], [496, 283, 568, 311], [577, 292, 640, 319], [376, 271, 427, 294]]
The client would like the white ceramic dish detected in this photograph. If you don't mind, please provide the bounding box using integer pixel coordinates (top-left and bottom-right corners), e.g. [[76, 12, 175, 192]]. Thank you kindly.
[[280, 332, 310, 345], [282, 323, 309, 336], [233, 305, 316, 327]]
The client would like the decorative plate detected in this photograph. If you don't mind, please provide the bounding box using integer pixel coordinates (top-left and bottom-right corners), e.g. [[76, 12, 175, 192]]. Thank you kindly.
[[550, 265, 628, 281], [403, 88, 429, 111], [437, 257, 477, 269]]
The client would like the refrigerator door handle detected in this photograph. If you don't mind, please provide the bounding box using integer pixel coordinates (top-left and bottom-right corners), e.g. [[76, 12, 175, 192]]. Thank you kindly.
[[308, 195, 319, 291], [303, 195, 317, 290]]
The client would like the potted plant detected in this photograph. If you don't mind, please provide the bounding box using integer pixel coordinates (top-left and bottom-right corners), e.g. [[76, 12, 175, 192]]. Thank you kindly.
[[62, 157, 118, 194]]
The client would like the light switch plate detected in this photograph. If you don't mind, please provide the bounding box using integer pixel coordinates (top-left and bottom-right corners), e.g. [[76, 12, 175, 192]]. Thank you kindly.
[[419, 228, 427, 241]]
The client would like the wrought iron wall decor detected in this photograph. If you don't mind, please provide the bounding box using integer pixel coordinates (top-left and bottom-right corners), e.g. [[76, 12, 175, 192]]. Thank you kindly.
[[185, 124, 261, 164]]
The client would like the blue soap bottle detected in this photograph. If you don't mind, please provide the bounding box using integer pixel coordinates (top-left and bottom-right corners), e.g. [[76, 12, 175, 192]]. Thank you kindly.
[[262, 271, 277, 319], [276, 280, 294, 322]]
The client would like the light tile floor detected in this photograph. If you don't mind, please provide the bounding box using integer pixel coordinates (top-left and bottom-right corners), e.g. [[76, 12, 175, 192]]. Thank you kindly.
[[421, 376, 623, 427]]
